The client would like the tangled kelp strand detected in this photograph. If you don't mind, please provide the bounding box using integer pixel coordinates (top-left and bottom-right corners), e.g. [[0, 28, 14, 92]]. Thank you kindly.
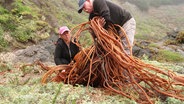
[[39, 17, 184, 104]]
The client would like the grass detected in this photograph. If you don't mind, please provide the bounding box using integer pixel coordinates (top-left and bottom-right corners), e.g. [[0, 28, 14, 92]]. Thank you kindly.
[[154, 50, 184, 63], [0, 61, 184, 104], [135, 15, 167, 41], [0, 79, 137, 104], [0, 0, 88, 51], [0, 1, 184, 103]]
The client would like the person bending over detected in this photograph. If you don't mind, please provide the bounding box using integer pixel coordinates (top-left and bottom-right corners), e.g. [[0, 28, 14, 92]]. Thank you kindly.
[[78, 0, 136, 55]]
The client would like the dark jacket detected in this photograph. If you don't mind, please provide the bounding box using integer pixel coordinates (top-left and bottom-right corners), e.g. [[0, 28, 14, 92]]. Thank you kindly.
[[54, 38, 79, 65], [89, 0, 132, 30]]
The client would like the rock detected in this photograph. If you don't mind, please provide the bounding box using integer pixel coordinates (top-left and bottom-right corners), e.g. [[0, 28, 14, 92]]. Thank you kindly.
[[132, 46, 152, 58], [0, 40, 55, 65]]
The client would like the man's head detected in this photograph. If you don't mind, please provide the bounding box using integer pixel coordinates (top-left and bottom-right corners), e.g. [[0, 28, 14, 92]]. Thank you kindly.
[[78, 0, 86, 13], [78, 0, 93, 13]]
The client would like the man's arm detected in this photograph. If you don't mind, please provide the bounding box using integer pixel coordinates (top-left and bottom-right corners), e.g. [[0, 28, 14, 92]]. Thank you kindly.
[[93, 0, 111, 23]]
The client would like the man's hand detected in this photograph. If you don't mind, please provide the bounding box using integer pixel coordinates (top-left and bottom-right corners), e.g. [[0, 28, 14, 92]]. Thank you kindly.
[[99, 17, 106, 27]]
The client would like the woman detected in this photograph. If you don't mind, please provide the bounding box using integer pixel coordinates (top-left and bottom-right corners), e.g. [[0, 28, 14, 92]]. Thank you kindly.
[[54, 26, 79, 65]]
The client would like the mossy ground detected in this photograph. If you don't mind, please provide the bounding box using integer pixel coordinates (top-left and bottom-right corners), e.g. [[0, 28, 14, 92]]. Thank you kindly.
[[0, 61, 183, 104]]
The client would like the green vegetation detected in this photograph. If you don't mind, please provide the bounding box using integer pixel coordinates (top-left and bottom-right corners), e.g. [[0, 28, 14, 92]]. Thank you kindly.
[[153, 50, 184, 62], [0, 0, 183, 51], [11, 0, 32, 15], [148, 43, 160, 48], [0, 0, 51, 50], [176, 31, 184, 43], [164, 39, 178, 45], [165, 97, 184, 104], [134, 11, 169, 41], [0, 0, 88, 51], [0, 62, 138, 104], [0, 62, 13, 72], [77, 31, 94, 48], [0, 61, 184, 103], [0, 0, 184, 103], [0, 6, 17, 31], [164, 30, 184, 45], [0, 27, 9, 50], [127, 0, 184, 11]]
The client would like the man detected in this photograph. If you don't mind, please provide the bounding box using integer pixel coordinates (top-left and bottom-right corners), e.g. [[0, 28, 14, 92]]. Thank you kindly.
[[78, 0, 136, 55], [54, 26, 79, 65]]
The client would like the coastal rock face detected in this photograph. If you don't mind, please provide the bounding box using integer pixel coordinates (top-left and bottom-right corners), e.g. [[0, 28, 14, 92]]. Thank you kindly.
[[0, 39, 56, 65], [133, 29, 184, 60], [1, 29, 183, 66]]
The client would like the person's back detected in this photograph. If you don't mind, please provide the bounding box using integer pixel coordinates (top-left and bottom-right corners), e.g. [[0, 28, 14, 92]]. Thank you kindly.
[[89, 0, 132, 27], [77, 0, 136, 55]]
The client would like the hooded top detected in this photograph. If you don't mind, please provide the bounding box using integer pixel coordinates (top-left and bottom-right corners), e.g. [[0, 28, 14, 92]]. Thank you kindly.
[[89, 0, 132, 30], [54, 38, 79, 65]]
